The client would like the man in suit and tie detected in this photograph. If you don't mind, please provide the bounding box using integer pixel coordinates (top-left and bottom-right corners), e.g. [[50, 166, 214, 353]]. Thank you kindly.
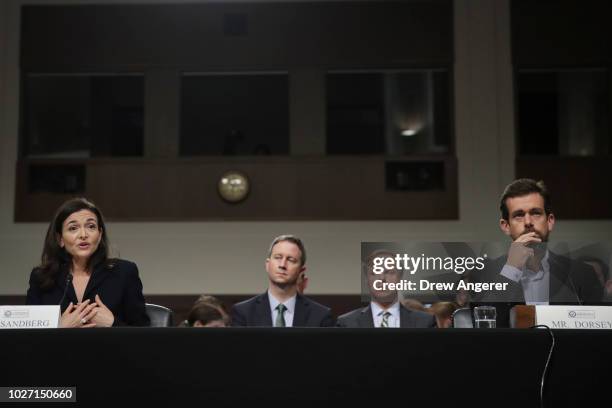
[[337, 250, 436, 328], [231, 235, 335, 327], [471, 178, 603, 326]]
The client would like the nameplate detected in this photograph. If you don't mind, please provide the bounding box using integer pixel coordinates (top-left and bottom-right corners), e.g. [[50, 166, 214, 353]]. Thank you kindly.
[[0, 305, 60, 329], [535, 305, 612, 329]]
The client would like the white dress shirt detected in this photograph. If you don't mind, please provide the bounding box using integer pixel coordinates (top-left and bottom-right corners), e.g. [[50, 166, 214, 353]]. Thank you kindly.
[[370, 301, 400, 328], [500, 251, 550, 305], [268, 290, 296, 327]]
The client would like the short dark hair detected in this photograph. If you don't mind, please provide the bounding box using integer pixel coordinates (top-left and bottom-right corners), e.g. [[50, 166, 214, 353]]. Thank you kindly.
[[267, 235, 306, 266], [500, 179, 551, 221]]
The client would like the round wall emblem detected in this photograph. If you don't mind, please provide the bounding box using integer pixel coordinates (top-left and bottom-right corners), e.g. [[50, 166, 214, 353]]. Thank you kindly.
[[218, 171, 250, 203]]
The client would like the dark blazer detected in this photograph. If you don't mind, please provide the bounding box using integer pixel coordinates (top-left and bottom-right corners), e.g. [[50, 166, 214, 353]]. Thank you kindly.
[[231, 292, 335, 327], [470, 251, 603, 327], [336, 304, 436, 328], [472, 251, 603, 304], [26, 259, 150, 327]]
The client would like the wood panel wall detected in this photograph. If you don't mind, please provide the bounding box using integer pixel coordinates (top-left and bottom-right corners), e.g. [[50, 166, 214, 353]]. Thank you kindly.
[[15, 156, 458, 221]]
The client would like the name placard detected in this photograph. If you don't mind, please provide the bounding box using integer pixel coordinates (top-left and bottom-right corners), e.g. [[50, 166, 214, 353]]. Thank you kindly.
[[535, 305, 612, 329], [0, 305, 60, 329]]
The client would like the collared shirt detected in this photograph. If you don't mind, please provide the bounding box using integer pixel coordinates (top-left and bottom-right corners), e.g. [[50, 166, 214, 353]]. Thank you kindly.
[[500, 251, 550, 305], [370, 301, 400, 328], [268, 290, 296, 327]]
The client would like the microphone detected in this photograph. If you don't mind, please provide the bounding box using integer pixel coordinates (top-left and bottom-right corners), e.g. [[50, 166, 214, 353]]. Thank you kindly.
[[566, 270, 583, 306], [59, 273, 73, 309]]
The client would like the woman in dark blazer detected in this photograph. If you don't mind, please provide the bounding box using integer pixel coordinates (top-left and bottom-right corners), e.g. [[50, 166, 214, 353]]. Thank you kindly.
[[26, 197, 150, 327]]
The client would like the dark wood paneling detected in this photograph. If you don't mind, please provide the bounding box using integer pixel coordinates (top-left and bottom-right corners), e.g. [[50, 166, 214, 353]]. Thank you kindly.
[[21, 1, 453, 72], [512, 0, 612, 67], [516, 156, 612, 219], [15, 156, 458, 221]]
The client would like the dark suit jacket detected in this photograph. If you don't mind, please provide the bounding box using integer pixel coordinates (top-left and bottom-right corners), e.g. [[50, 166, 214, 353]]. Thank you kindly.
[[26, 259, 150, 327], [336, 304, 436, 328], [470, 251, 603, 327], [231, 292, 335, 327]]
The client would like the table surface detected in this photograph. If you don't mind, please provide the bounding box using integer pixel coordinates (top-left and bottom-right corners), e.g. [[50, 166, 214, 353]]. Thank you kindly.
[[1, 328, 610, 406]]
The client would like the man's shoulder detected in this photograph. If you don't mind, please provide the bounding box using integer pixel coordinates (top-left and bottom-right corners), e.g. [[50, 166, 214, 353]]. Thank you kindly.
[[338, 306, 367, 322], [299, 295, 332, 314], [401, 305, 430, 319], [233, 293, 266, 310], [548, 252, 599, 280], [549, 251, 587, 269], [401, 305, 435, 324]]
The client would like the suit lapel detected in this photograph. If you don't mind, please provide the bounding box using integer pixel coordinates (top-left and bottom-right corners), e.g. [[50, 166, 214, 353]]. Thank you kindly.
[[82, 262, 112, 301], [293, 294, 310, 327], [549, 258, 566, 301], [548, 252, 578, 303], [254, 293, 273, 326], [399, 306, 413, 328], [357, 305, 374, 328]]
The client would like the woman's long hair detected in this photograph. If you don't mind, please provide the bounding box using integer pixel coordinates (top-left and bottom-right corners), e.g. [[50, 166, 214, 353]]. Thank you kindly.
[[35, 197, 110, 290]]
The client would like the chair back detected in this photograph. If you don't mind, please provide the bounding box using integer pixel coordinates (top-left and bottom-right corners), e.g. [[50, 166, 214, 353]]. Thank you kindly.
[[145, 303, 174, 327]]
